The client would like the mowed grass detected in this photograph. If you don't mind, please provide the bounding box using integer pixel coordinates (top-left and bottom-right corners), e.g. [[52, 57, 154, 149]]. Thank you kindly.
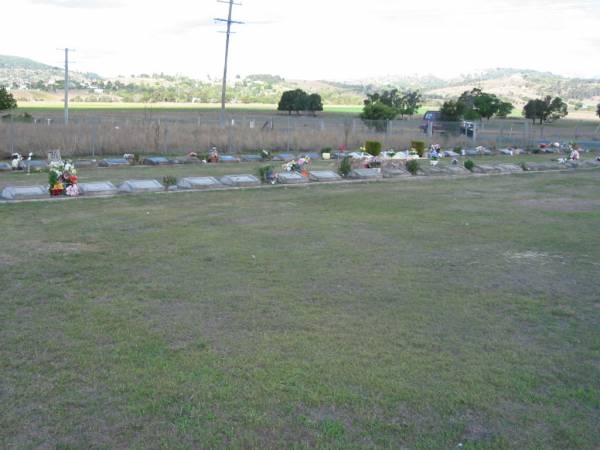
[[1, 170, 599, 449]]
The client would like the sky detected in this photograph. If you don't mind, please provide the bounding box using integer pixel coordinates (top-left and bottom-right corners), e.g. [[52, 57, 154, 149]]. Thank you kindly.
[[4, 0, 600, 80]]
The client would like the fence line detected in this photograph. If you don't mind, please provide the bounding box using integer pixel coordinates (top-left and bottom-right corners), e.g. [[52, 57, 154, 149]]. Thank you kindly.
[[1, 114, 599, 158]]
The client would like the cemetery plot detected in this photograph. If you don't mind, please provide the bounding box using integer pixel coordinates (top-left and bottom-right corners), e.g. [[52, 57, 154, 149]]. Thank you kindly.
[[495, 164, 523, 173], [276, 172, 309, 184], [99, 159, 130, 167], [420, 165, 451, 176], [1, 185, 48, 200], [78, 181, 118, 196], [74, 160, 96, 168], [241, 154, 263, 162], [21, 160, 47, 171], [444, 165, 471, 175], [273, 153, 296, 161], [472, 164, 503, 174], [118, 179, 164, 193], [219, 155, 240, 163], [382, 167, 410, 178], [349, 168, 383, 179], [0, 163, 11, 171], [308, 170, 342, 182], [219, 174, 261, 187], [178, 177, 223, 189], [525, 162, 562, 171], [143, 157, 172, 166]]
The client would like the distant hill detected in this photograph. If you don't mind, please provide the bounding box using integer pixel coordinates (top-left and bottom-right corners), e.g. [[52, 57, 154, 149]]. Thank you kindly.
[[1, 55, 599, 110], [0, 55, 55, 71]]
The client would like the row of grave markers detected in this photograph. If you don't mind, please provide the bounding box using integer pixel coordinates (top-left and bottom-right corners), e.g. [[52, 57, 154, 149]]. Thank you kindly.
[[2, 160, 600, 201]]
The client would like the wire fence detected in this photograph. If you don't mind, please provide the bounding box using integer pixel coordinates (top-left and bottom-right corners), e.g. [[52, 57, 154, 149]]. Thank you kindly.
[[1, 113, 599, 158]]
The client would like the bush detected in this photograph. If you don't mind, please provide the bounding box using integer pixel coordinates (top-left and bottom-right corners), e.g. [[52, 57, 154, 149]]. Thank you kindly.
[[320, 147, 332, 155], [520, 161, 528, 171], [406, 159, 420, 175], [257, 165, 274, 183], [464, 159, 475, 171], [410, 140, 426, 157], [365, 141, 382, 157], [453, 146, 462, 153], [162, 175, 177, 189], [339, 156, 352, 177]]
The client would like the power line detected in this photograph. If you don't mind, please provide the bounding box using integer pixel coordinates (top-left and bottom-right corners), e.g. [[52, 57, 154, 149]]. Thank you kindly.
[[215, 0, 243, 126]]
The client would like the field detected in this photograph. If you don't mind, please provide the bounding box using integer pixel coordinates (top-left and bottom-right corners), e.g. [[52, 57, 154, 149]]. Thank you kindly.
[[1, 166, 599, 449]]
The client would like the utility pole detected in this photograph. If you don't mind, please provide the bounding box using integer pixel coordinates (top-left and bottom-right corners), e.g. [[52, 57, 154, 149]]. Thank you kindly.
[[215, 0, 243, 127], [58, 48, 73, 124]]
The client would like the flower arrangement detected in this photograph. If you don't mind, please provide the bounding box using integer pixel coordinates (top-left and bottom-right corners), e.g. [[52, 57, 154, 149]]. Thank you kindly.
[[282, 156, 311, 175], [48, 160, 79, 196]]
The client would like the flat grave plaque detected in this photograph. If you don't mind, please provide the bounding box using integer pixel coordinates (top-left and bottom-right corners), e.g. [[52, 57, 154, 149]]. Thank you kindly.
[[219, 155, 240, 163], [219, 174, 261, 187], [118, 179, 164, 193], [241, 154, 262, 162], [143, 156, 171, 165], [349, 168, 382, 179], [178, 177, 223, 189], [273, 153, 296, 161], [22, 160, 47, 171], [383, 167, 410, 178], [79, 181, 118, 196], [99, 158, 129, 167], [308, 170, 342, 182], [1, 185, 48, 200], [276, 172, 309, 184], [0, 162, 11, 171]]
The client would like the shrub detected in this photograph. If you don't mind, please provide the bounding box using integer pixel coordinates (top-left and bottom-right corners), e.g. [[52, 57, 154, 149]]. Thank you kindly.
[[257, 165, 274, 183], [520, 161, 528, 171], [162, 175, 177, 189], [453, 146, 462, 153], [339, 156, 352, 177], [406, 159, 420, 175], [365, 141, 382, 157], [464, 159, 475, 171], [410, 140, 426, 157], [320, 147, 332, 155]]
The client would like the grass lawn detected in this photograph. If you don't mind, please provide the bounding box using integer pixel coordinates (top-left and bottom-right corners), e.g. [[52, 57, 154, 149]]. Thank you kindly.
[[1, 169, 599, 448]]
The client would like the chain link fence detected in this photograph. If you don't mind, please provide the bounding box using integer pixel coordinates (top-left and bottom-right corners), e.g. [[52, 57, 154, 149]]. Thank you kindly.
[[1, 112, 599, 158]]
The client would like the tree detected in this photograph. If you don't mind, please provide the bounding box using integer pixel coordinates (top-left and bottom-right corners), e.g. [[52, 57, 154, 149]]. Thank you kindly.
[[457, 88, 512, 121], [398, 90, 422, 118], [360, 103, 397, 131], [0, 86, 17, 111], [439, 100, 465, 121], [277, 89, 307, 115], [306, 93, 323, 116], [523, 96, 568, 124], [496, 101, 514, 118]]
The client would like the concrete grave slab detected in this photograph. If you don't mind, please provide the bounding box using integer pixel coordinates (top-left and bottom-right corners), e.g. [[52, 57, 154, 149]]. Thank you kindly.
[[308, 170, 342, 182], [472, 164, 502, 174], [78, 181, 118, 196], [178, 177, 223, 189], [495, 164, 523, 173], [21, 160, 47, 171], [74, 159, 96, 168], [445, 165, 471, 175], [349, 168, 382, 179], [0, 162, 11, 171], [383, 167, 410, 178], [219, 155, 240, 163], [143, 156, 171, 165], [420, 165, 450, 176], [2, 185, 48, 200], [525, 162, 562, 171], [118, 179, 164, 193], [241, 154, 263, 162], [219, 174, 261, 187], [276, 172, 309, 184], [99, 158, 129, 167]]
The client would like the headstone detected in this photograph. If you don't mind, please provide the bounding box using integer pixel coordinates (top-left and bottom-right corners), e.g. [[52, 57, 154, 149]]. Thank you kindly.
[[0, 162, 11, 171], [240, 154, 262, 162], [21, 160, 47, 171], [47, 149, 62, 162], [219, 174, 261, 187], [178, 177, 223, 189], [276, 172, 309, 184], [78, 181, 118, 196], [74, 159, 96, 168], [349, 168, 382, 179], [219, 155, 240, 163], [273, 153, 296, 161], [143, 156, 171, 165], [383, 167, 410, 178], [118, 179, 164, 193], [308, 170, 342, 182], [1, 185, 48, 200], [99, 158, 129, 167]]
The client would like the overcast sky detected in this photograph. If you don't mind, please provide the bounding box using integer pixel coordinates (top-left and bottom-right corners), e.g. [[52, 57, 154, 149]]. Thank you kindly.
[[5, 0, 600, 80]]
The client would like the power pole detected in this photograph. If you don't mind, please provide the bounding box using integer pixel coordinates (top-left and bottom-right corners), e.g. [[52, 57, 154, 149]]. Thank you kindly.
[[58, 48, 73, 124], [215, 0, 243, 126]]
